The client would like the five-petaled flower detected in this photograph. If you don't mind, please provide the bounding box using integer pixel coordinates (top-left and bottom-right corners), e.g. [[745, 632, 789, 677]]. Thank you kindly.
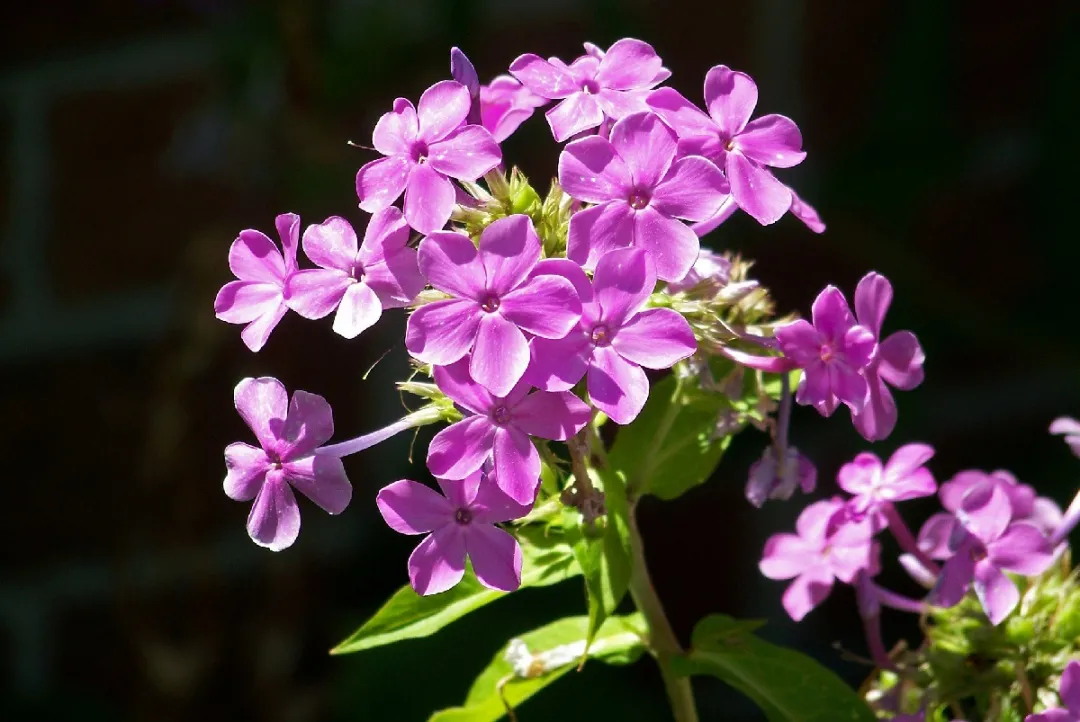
[[427, 358, 591, 504], [284, 209, 425, 339], [377, 469, 531, 596], [1025, 660, 1080, 722], [355, 80, 502, 234], [775, 285, 877, 415], [405, 214, 582, 397], [223, 377, 352, 552], [509, 38, 668, 142], [559, 111, 729, 282], [524, 248, 697, 424], [214, 213, 299, 352], [837, 443, 936, 522]]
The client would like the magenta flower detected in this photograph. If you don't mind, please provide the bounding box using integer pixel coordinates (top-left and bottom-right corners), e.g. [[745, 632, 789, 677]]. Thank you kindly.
[[646, 65, 806, 225], [377, 469, 531, 596], [940, 469, 1035, 519], [214, 213, 298, 352], [1051, 416, 1080, 458], [759, 497, 877, 621], [284, 209, 425, 339], [850, 272, 925, 441], [666, 249, 731, 295], [355, 80, 502, 234], [509, 38, 666, 142], [559, 111, 729, 282], [427, 358, 591, 504], [405, 214, 582, 397], [1026, 660, 1080, 722], [223, 377, 352, 552], [480, 76, 547, 143], [524, 248, 696, 424], [932, 480, 1054, 624], [837, 443, 936, 519], [449, 47, 482, 125], [775, 286, 877, 415], [745, 445, 817, 508]]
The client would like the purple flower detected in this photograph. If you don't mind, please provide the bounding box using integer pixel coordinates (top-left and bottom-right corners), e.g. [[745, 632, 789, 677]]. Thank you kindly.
[[449, 47, 482, 125], [1051, 416, 1080, 458], [775, 286, 877, 415], [284, 209, 425, 339], [223, 377, 352, 551], [837, 443, 936, 519], [509, 38, 666, 142], [355, 80, 502, 234], [524, 249, 697, 424], [933, 480, 1054, 624], [405, 214, 582, 396], [214, 213, 298, 352], [427, 358, 591, 504], [377, 469, 531, 596], [480, 76, 547, 143], [559, 111, 729, 282], [759, 497, 877, 621], [850, 273, 925, 441], [667, 249, 731, 295], [745, 445, 816, 508], [646, 65, 806, 225], [1026, 660, 1080, 722]]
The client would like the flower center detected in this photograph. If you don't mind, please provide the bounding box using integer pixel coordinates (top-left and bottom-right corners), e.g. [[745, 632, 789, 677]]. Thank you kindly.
[[350, 260, 365, 281], [480, 295, 500, 313], [819, 343, 835, 364], [723, 137, 737, 152], [267, 452, 284, 470], [454, 508, 473, 525], [410, 140, 430, 163], [627, 189, 651, 210], [581, 79, 600, 94], [491, 405, 512, 426], [970, 544, 988, 563], [590, 324, 611, 347]]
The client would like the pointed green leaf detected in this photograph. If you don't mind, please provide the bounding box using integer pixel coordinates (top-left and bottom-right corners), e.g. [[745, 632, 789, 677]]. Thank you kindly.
[[671, 615, 875, 722]]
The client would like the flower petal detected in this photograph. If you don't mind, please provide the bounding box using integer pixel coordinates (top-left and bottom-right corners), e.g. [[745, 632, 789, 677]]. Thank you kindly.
[[512, 389, 591, 441], [1061, 660, 1080, 713], [364, 248, 425, 308], [428, 125, 502, 180], [358, 206, 410, 266], [417, 230, 486, 299], [916, 512, 957, 559], [736, 114, 806, 168], [246, 472, 301, 552], [973, 560, 1019, 625], [632, 205, 700, 282], [427, 415, 496, 480], [726, 152, 792, 226], [215, 280, 284, 323], [283, 270, 351, 320], [566, 201, 634, 271], [492, 427, 541, 504], [239, 303, 288, 353], [931, 544, 975, 608], [558, 135, 632, 204], [775, 319, 824, 365], [588, 346, 649, 425], [466, 525, 523, 591], [302, 216, 358, 271], [471, 314, 529, 397], [524, 332, 591, 392], [545, 93, 605, 142], [853, 272, 892, 338], [405, 299, 481, 366], [832, 364, 869, 413], [501, 275, 582, 338], [988, 522, 1053, 575], [593, 247, 654, 328], [508, 54, 578, 98], [759, 534, 816, 580], [478, 214, 541, 296], [957, 481, 1012, 544], [417, 80, 471, 142], [224, 442, 269, 501], [781, 571, 833, 622], [885, 443, 935, 481], [651, 156, 729, 221], [529, 257, 594, 303], [811, 285, 856, 342], [284, 455, 352, 515], [609, 111, 676, 189], [404, 164, 455, 234], [234, 377, 288, 450], [229, 230, 285, 283], [471, 472, 533, 524], [433, 358, 495, 415], [878, 331, 925, 390], [836, 452, 882, 496], [377, 479, 453, 534], [274, 213, 300, 273], [409, 526, 467, 596], [356, 155, 411, 213], [851, 372, 897, 442], [593, 38, 663, 90], [612, 308, 697, 369], [332, 282, 382, 339], [704, 65, 758, 137], [372, 99, 418, 156], [645, 87, 717, 138], [281, 389, 334, 458], [788, 188, 826, 233], [593, 88, 651, 121]]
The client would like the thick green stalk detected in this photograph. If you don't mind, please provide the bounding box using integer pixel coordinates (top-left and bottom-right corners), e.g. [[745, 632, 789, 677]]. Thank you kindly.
[[627, 502, 699, 722]]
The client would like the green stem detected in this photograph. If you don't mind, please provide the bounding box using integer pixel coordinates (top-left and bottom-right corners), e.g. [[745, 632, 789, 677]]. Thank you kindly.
[[627, 501, 699, 722]]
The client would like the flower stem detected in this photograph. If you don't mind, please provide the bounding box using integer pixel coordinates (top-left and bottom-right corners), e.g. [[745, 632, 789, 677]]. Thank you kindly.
[[627, 501, 699, 722]]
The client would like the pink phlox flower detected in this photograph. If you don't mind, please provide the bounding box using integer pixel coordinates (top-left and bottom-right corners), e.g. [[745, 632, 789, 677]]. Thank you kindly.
[[377, 468, 531, 596], [284, 208, 425, 339], [559, 111, 729, 282], [523, 248, 697, 424], [759, 497, 878, 621], [898, 511, 957, 587], [223, 377, 352, 552], [1026, 660, 1080, 722], [745, 445, 817, 508], [214, 213, 299, 352], [405, 214, 582, 397], [932, 480, 1054, 625], [480, 76, 547, 143], [850, 272, 926, 441], [1051, 417, 1080, 458], [646, 65, 807, 226], [427, 358, 591, 504], [939, 468, 1061, 534], [509, 38, 667, 142], [774, 285, 877, 415], [355, 80, 502, 234], [667, 248, 732, 295], [837, 443, 936, 521]]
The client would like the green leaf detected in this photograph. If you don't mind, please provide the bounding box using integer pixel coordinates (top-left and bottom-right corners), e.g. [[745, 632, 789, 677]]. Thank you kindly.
[[671, 615, 875, 722], [609, 375, 730, 500], [428, 613, 647, 722], [332, 533, 578, 655]]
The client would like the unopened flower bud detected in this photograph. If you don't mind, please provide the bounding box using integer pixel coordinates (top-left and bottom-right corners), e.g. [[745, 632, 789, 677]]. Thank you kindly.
[[746, 445, 816, 507]]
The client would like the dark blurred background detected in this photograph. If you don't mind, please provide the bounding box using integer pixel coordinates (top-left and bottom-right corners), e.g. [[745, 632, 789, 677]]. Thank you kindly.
[[2, 0, 1078, 720]]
